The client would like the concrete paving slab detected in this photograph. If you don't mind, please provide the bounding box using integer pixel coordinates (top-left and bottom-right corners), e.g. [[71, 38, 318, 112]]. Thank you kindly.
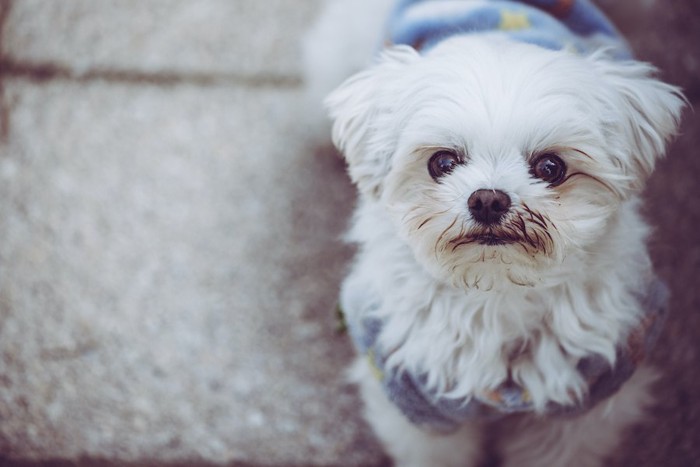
[[1, 0, 321, 79], [0, 78, 382, 465]]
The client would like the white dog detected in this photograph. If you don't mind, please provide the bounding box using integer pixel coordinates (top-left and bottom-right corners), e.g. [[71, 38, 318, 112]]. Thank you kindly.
[[305, 1, 685, 465]]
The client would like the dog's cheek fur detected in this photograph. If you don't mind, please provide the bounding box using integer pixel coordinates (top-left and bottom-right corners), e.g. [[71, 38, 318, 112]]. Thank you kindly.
[[325, 46, 420, 199], [591, 55, 685, 193]]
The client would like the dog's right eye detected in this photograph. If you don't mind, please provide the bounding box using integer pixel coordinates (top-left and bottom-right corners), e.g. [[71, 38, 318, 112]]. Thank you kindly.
[[531, 153, 567, 187], [428, 151, 462, 181]]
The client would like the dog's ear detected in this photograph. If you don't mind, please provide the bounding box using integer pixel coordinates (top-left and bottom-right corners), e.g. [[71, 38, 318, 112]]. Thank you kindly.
[[325, 46, 420, 198], [591, 55, 685, 192]]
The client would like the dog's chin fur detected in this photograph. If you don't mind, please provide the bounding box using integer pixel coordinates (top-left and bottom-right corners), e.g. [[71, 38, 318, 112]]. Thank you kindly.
[[306, 1, 684, 465]]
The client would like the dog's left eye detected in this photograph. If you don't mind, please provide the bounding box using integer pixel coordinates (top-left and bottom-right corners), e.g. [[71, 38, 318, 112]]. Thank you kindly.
[[531, 153, 567, 186], [428, 151, 462, 181]]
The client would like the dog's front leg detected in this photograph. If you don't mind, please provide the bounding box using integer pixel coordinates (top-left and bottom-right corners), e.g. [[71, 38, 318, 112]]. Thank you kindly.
[[497, 365, 658, 467], [351, 358, 484, 467]]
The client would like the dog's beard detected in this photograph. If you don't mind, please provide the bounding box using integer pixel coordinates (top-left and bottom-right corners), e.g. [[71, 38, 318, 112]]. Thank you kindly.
[[446, 203, 554, 254], [397, 201, 560, 289]]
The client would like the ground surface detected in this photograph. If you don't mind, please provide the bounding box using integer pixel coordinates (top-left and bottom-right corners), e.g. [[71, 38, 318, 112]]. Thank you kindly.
[[0, 1, 698, 466]]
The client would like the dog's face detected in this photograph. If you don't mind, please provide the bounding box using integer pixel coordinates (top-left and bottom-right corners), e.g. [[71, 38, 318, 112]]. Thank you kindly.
[[327, 37, 683, 289]]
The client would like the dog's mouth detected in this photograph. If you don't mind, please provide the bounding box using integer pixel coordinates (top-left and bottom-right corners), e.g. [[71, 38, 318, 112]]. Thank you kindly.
[[475, 233, 511, 246], [449, 231, 516, 250]]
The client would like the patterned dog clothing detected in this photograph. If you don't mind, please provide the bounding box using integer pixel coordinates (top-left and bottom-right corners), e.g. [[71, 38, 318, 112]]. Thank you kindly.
[[385, 0, 631, 58], [342, 277, 668, 432]]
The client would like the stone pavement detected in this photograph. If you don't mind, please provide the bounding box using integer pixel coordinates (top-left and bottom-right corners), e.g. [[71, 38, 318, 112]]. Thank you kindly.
[[0, 1, 698, 466]]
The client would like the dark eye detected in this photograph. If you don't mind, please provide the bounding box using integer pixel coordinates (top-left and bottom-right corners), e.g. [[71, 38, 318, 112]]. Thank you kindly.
[[531, 153, 566, 186], [428, 150, 462, 181]]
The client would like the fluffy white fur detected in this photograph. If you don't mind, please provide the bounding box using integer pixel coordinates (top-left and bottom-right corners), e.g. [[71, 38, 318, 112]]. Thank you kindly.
[[305, 1, 684, 465]]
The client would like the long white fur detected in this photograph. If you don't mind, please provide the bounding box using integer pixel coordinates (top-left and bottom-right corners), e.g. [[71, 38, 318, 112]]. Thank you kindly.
[[305, 0, 684, 465]]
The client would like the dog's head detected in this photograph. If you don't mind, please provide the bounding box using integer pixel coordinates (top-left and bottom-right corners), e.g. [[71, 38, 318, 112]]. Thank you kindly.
[[327, 37, 684, 289]]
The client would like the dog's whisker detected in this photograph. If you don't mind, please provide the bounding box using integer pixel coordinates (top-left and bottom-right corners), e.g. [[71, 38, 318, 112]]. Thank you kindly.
[[417, 216, 435, 231], [563, 172, 618, 196], [402, 206, 425, 223], [506, 270, 531, 287], [522, 205, 548, 231], [568, 147, 595, 161], [434, 216, 459, 258], [450, 237, 477, 252]]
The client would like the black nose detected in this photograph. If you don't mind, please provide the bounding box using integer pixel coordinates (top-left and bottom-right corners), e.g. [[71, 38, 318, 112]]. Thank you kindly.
[[468, 189, 511, 225]]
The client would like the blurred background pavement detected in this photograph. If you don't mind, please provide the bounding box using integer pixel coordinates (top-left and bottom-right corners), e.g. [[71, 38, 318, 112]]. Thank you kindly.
[[0, 1, 698, 466]]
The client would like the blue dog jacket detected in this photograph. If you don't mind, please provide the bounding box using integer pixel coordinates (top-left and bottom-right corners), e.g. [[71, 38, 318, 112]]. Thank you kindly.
[[385, 0, 631, 58], [342, 278, 668, 432]]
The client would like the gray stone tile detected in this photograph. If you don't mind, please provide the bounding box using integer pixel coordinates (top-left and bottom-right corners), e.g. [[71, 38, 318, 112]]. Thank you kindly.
[[1, 0, 322, 78], [0, 78, 382, 465]]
